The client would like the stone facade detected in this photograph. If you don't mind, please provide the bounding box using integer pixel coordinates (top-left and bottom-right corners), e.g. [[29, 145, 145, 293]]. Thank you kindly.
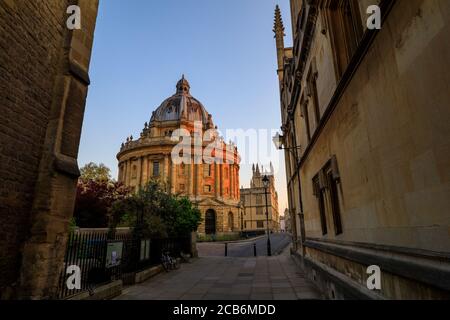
[[117, 77, 241, 235], [280, 209, 291, 233], [275, 0, 450, 299], [240, 164, 280, 232], [0, 0, 99, 299]]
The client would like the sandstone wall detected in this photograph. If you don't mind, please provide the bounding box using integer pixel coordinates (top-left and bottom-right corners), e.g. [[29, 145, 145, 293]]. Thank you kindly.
[[0, 0, 98, 298]]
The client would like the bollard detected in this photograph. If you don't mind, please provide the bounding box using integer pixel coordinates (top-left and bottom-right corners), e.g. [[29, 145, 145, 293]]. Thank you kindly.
[[253, 243, 257, 257], [225, 243, 228, 257]]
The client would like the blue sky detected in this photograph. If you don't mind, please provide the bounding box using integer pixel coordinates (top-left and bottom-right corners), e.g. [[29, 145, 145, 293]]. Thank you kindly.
[[79, 0, 293, 213]]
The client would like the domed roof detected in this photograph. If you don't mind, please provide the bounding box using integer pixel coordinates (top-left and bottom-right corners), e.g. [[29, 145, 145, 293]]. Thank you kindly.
[[150, 76, 212, 124]]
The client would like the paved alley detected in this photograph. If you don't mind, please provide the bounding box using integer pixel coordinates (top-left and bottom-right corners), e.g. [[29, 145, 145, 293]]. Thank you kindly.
[[116, 248, 323, 300]]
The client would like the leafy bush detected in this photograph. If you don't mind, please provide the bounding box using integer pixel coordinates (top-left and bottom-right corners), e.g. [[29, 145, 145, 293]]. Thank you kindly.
[[110, 180, 202, 238], [74, 179, 130, 228]]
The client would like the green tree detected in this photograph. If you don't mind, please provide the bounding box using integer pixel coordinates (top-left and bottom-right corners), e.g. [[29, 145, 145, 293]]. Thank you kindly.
[[110, 180, 202, 238], [80, 162, 112, 182], [162, 197, 202, 237]]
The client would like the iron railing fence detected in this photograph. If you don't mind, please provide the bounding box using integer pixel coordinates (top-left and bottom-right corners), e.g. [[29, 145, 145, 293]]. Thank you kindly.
[[56, 229, 191, 299]]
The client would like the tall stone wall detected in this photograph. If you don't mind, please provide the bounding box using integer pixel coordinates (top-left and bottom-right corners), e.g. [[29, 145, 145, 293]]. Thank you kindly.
[[0, 0, 99, 299]]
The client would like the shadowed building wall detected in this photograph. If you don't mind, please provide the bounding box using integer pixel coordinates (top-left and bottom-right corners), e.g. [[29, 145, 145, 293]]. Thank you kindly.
[[275, 0, 450, 299], [0, 0, 98, 299]]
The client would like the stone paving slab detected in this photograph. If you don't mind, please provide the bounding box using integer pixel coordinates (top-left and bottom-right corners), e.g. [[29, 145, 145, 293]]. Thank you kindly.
[[115, 248, 323, 300]]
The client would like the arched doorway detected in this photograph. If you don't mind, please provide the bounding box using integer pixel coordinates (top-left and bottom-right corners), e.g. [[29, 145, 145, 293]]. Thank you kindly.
[[228, 212, 234, 231], [205, 209, 216, 235]]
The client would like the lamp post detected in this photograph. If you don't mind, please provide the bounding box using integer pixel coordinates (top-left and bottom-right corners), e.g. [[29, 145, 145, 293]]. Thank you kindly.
[[262, 175, 272, 256]]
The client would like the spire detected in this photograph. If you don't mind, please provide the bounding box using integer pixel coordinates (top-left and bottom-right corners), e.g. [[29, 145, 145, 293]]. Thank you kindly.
[[256, 164, 260, 175], [273, 5, 285, 37], [273, 5, 286, 79]]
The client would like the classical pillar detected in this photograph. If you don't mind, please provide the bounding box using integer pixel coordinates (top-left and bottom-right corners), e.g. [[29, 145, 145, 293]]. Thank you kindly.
[[170, 159, 176, 193], [232, 165, 236, 199], [126, 159, 131, 186], [214, 163, 219, 198], [220, 164, 224, 197], [230, 165, 234, 199], [235, 166, 239, 199], [122, 162, 125, 183], [142, 156, 148, 185], [188, 158, 194, 195], [237, 166, 240, 199], [196, 163, 203, 195], [118, 163, 123, 183], [164, 154, 169, 182], [136, 157, 142, 188]]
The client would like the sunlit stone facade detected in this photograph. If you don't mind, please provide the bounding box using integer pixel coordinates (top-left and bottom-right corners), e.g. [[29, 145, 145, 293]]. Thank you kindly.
[[117, 77, 241, 235], [240, 164, 280, 232]]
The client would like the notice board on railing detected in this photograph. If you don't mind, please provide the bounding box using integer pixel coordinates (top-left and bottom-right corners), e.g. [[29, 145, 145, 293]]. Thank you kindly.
[[105, 241, 124, 268]]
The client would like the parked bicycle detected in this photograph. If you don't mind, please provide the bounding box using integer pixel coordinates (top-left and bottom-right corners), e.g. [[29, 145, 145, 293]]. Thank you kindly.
[[161, 250, 179, 272]]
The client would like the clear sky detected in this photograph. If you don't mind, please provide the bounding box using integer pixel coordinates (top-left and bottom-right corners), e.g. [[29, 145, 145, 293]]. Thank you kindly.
[[79, 0, 293, 214]]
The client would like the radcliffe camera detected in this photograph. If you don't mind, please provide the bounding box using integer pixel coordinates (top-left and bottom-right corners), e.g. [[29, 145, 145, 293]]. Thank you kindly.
[[0, 0, 449, 315]]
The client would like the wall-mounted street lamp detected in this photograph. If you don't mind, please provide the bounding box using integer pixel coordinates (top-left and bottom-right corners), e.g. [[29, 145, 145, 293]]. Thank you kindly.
[[262, 175, 272, 257], [272, 132, 302, 153], [273, 131, 305, 252]]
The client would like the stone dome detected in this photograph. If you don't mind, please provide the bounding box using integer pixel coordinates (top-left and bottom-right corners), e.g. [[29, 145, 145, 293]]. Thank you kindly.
[[150, 75, 212, 125]]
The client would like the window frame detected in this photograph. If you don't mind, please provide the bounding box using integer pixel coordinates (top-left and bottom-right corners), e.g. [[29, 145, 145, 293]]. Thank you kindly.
[[152, 161, 160, 177], [313, 175, 328, 235], [322, 0, 363, 79]]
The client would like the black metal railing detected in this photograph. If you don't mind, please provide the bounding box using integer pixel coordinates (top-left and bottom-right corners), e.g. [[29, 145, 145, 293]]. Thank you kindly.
[[57, 229, 191, 299]]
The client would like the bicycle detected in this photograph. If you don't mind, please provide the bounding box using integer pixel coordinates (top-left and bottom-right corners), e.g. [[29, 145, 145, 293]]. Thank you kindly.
[[161, 250, 179, 271]]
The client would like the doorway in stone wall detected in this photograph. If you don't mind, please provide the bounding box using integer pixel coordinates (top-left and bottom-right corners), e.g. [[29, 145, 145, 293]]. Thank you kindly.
[[205, 209, 216, 235]]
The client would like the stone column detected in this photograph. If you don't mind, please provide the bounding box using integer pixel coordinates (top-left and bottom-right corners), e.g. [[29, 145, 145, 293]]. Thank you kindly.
[[118, 163, 123, 183], [141, 156, 148, 185], [188, 158, 194, 195], [126, 159, 131, 186], [214, 163, 219, 198], [220, 164, 224, 197], [121, 161, 126, 185], [230, 165, 234, 199], [236, 166, 241, 200], [170, 159, 176, 193], [164, 155, 169, 182], [136, 157, 142, 189], [196, 163, 203, 195]]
